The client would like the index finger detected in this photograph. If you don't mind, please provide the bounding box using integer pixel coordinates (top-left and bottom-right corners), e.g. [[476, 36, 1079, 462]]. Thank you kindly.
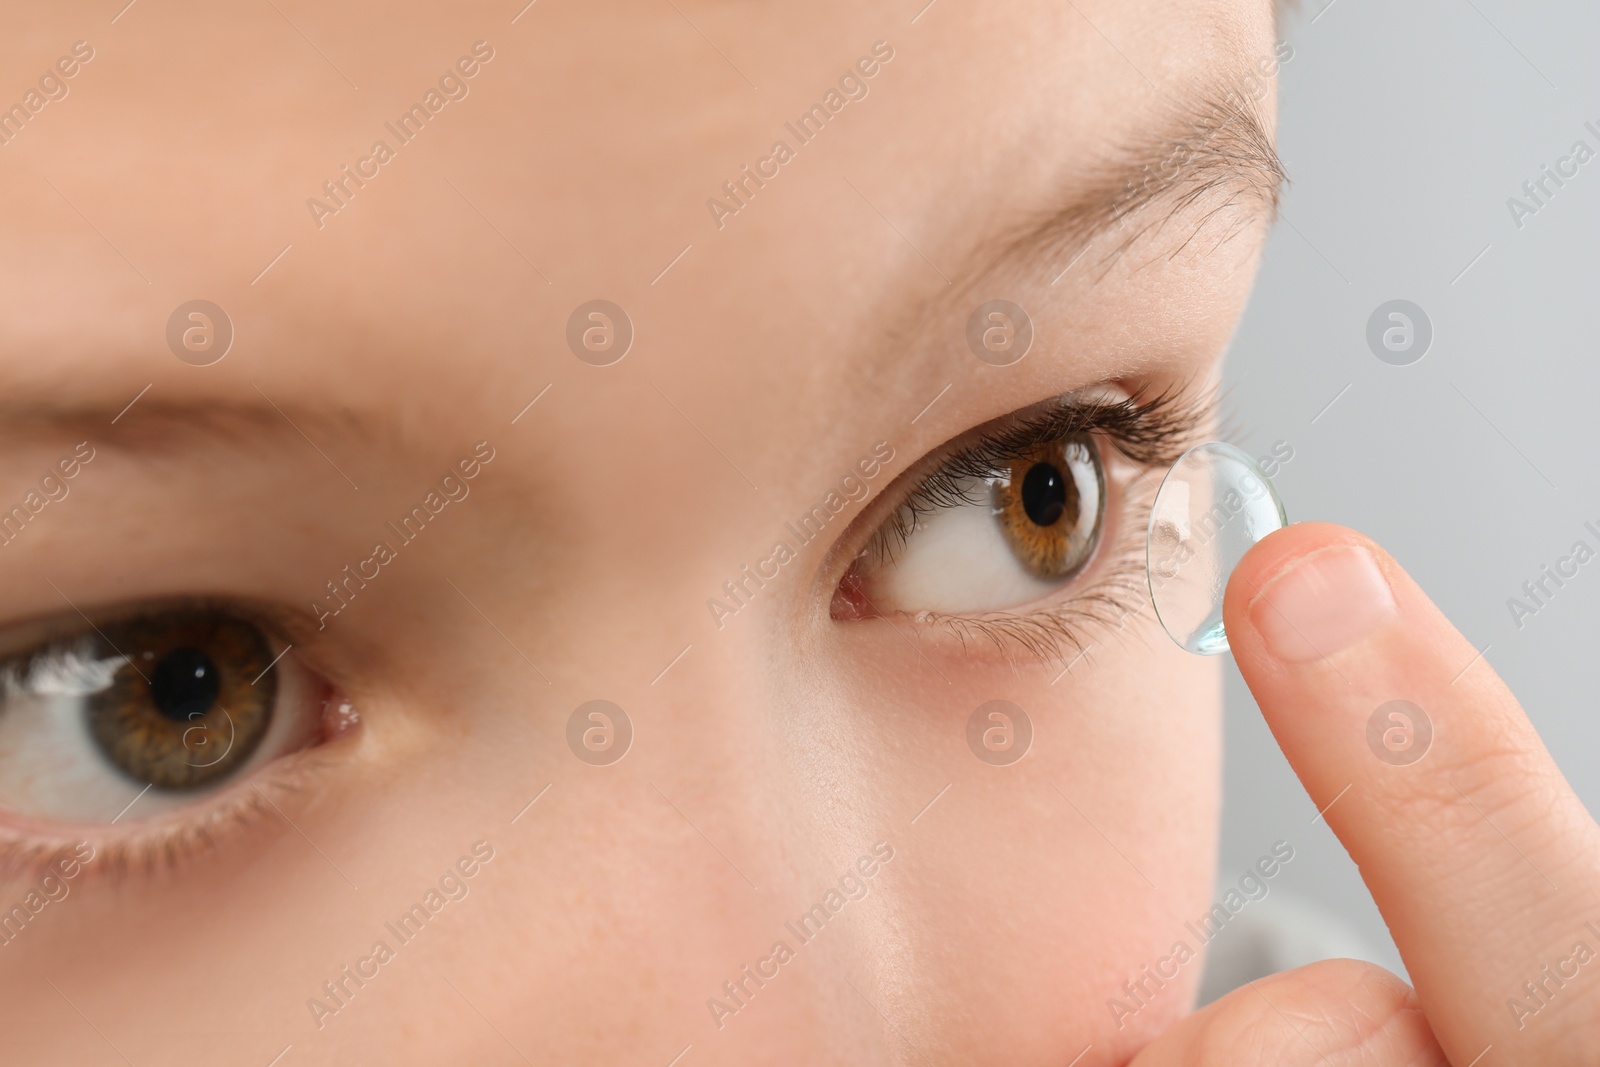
[[1222, 521, 1600, 1065]]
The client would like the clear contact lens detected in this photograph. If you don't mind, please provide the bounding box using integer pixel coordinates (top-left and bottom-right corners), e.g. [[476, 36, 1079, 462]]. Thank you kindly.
[[1146, 442, 1287, 656]]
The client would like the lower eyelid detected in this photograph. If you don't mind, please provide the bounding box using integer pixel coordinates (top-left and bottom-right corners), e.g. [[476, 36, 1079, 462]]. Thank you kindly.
[[889, 443, 1159, 662], [0, 609, 358, 886], [835, 382, 1212, 655], [0, 739, 349, 889], [0, 635, 327, 825]]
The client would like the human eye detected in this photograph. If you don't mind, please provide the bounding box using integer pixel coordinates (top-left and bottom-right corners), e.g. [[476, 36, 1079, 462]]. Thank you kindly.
[[0, 600, 348, 868], [832, 384, 1210, 657]]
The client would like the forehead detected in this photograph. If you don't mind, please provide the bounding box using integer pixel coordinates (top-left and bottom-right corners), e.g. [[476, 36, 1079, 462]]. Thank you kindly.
[[0, 1, 1274, 465]]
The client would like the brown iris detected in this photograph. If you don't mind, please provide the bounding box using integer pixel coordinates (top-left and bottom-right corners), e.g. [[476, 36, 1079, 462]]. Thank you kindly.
[[88, 611, 276, 790], [993, 434, 1105, 580]]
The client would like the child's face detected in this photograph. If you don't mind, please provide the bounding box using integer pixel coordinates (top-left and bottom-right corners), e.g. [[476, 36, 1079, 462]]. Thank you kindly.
[[0, 1, 1280, 1062]]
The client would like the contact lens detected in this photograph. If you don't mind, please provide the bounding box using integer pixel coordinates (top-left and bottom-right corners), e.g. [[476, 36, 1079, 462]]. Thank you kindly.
[[1145, 442, 1287, 655]]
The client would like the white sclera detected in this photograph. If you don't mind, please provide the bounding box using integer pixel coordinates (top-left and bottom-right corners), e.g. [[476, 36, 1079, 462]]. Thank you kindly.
[[1146, 442, 1287, 655]]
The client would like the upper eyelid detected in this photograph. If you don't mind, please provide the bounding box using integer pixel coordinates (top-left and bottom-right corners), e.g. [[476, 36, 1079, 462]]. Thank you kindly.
[[0, 603, 343, 886], [0, 595, 318, 656], [0, 596, 337, 712], [872, 383, 1212, 544], [942, 382, 1209, 476]]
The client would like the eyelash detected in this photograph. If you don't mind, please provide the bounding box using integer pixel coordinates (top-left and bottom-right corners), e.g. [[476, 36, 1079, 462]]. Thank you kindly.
[[0, 393, 1205, 878], [859, 383, 1212, 662], [0, 598, 352, 886], [0, 749, 338, 887]]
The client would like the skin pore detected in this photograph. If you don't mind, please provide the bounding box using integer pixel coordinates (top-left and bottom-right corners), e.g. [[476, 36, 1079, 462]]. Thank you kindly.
[[0, 1, 1290, 1064]]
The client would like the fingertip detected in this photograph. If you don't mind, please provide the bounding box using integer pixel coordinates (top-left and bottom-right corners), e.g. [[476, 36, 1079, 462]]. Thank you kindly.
[[1128, 959, 1442, 1067], [1222, 522, 1396, 667], [1225, 522, 1378, 616]]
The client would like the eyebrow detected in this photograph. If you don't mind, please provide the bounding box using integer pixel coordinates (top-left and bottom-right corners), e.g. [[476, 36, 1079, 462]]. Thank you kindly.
[[980, 91, 1285, 286], [0, 94, 1283, 455], [0, 396, 393, 466]]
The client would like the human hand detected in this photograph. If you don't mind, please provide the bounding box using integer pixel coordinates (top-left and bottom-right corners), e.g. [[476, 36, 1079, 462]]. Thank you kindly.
[[1130, 521, 1600, 1064]]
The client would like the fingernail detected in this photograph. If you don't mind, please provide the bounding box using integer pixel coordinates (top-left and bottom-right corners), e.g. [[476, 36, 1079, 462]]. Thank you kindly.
[[1249, 545, 1396, 663]]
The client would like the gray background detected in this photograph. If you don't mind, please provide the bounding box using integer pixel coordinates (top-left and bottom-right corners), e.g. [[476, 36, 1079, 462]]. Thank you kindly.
[[1212, 0, 1599, 987]]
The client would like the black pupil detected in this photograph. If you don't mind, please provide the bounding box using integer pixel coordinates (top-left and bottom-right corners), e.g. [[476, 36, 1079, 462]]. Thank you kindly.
[[149, 647, 221, 722], [1020, 462, 1069, 527]]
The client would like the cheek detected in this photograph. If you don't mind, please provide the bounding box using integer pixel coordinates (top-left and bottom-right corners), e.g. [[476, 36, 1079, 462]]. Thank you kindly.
[[784, 622, 1221, 1061]]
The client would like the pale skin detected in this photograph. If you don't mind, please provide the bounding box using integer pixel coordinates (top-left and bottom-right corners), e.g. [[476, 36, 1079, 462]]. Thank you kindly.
[[0, 1, 1591, 1064]]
